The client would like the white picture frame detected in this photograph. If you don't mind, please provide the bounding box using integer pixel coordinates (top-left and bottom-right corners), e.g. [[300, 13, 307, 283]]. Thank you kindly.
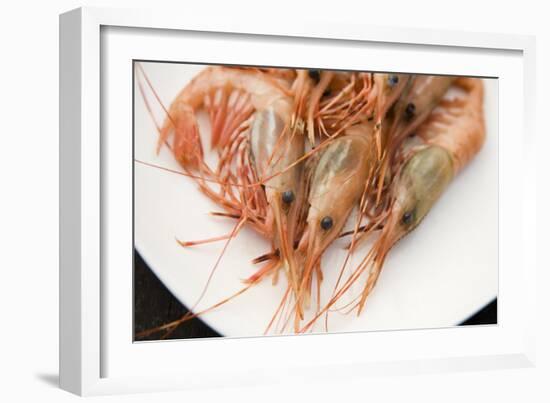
[[59, 6, 537, 396]]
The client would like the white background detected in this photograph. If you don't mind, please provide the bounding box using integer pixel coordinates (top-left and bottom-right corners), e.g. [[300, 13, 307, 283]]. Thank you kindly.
[[0, 0, 547, 402]]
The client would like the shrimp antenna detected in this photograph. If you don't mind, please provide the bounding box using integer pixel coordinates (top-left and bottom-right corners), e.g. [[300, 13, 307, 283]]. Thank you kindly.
[[300, 197, 392, 333], [264, 284, 291, 335], [135, 215, 248, 340], [136, 255, 286, 340], [299, 238, 378, 333], [135, 63, 177, 135], [135, 275, 260, 340], [134, 159, 277, 190], [188, 216, 247, 312], [322, 183, 371, 331]]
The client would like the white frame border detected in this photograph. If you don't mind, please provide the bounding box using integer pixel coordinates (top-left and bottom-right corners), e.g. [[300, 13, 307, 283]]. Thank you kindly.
[[59, 6, 537, 396]]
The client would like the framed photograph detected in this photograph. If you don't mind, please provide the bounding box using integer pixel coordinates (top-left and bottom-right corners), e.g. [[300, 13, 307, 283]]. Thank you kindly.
[[60, 7, 537, 396]]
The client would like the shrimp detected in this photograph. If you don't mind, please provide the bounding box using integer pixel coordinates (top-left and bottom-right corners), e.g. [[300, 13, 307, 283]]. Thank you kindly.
[[381, 75, 456, 167], [247, 107, 307, 295], [135, 65, 314, 338], [384, 77, 485, 242], [371, 74, 456, 206], [291, 130, 377, 328], [299, 77, 485, 332]]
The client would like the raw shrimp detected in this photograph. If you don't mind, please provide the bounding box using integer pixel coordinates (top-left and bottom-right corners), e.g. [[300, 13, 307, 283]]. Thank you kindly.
[[299, 77, 485, 331], [247, 107, 307, 295], [370, 74, 455, 207], [136, 64, 486, 337], [290, 130, 378, 328], [135, 65, 314, 337], [382, 75, 455, 166]]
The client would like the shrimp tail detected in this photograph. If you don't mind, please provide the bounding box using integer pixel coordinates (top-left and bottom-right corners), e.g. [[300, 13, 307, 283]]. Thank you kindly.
[[136, 62, 205, 170]]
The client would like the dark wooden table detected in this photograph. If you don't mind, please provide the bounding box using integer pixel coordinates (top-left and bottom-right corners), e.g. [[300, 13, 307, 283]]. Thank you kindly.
[[133, 250, 496, 340]]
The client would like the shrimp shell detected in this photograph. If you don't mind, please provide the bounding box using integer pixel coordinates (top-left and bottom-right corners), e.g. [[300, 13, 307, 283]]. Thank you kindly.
[[173, 66, 294, 119], [417, 78, 485, 173]]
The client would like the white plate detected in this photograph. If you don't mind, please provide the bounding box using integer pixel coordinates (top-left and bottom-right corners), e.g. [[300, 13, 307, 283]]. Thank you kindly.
[[134, 62, 498, 337]]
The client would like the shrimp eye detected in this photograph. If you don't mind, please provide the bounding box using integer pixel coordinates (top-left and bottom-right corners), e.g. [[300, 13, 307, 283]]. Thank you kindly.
[[387, 75, 399, 87], [282, 190, 295, 204], [308, 69, 321, 83], [405, 102, 416, 120], [320, 216, 334, 231], [401, 211, 414, 225]]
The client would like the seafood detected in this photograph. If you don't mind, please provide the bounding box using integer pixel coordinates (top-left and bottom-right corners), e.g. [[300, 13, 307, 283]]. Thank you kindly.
[[135, 65, 316, 337], [247, 107, 307, 294], [264, 71, 450, 329], [382, 77, 485, 250], [294, 131, 377, 325], [376, 75, 456, 198], [135, 63, 488, 337], [299, 77, 485, 331]]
